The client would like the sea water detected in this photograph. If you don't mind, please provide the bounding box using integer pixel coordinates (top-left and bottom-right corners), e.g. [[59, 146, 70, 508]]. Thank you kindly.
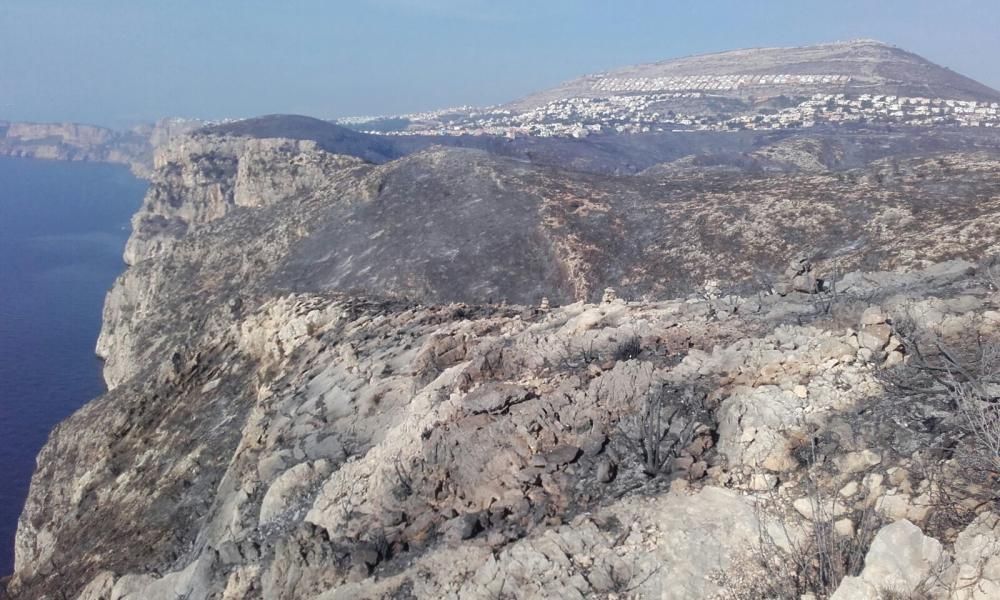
[[0, 157, 145, 575]]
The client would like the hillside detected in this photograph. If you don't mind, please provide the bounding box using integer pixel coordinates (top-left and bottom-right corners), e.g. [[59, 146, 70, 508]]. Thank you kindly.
[[96, 125, 1000, 392], [513, 39, 1000, 109], [344, 40, 1000, 137], [199, 116, 405, 165]]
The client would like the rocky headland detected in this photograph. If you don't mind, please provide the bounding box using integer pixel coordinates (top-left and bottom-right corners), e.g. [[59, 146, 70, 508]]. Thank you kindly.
[[8, 35, 1000, 599], [0, 118, 205, 177], [3, 110, 999, 600]]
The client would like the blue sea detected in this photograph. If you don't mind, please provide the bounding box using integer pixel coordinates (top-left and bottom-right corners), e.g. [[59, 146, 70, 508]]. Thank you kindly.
[[0, 157, 145, 575]]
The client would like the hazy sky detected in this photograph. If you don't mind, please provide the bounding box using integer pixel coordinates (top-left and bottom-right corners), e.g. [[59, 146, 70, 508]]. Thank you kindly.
[[2, 0, 999, 127]]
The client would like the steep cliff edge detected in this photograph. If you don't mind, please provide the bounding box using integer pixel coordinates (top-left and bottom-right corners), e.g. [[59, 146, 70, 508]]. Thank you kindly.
[[97, 124, 1000, 390], [8, 123, 1000, 599]]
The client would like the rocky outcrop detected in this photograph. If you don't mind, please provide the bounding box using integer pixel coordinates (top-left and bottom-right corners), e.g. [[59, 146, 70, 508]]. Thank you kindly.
[[829, 513, 1000, 599], [121, 136, 373, 265], [950, 513, 1000, 599], [831, 519, 944, 599], [95, 143, 375, 388], [10, 251, 1000, 598], [4, 122, 115, 146], [9, 117, 1000, 599], [97, 125, 1000, 392]]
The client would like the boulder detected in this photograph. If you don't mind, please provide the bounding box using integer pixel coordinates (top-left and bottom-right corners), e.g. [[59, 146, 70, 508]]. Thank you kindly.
[[834, 518, 855, 538], [717, 387, 802, 472], [951, 513, 1000, 599], [857, 324, 892, 352], [793, 496, 848, 520], [860, 307, 888, 326], [818, 338, 857, 362], [830, 519, 942, 600], [776, 253, 821, 295], [834, 450, 882, 474]]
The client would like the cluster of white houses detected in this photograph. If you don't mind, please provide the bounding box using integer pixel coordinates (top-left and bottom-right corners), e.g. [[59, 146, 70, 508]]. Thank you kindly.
[[725, 94, 1000, 130], [590, 73, 852, 93], [509, 94, 703, 134], [350, 94, 711, 137], [345, 90, 1000, 138]]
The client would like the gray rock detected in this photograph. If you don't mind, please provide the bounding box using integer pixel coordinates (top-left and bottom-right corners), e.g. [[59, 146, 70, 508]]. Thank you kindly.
[[834, 450, 882, 474], [444, 513, 482, 541], [464, 383, 534, 414], [857, 324, 892, 352], [830, 519, 942, 600], [544, 445, 581, 467], [595, 457, 616, 483], [860, 307, 887, 326], [951, 512, 1000, 599]]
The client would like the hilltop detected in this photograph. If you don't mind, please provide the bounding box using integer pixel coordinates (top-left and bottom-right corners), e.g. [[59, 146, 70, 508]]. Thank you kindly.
[[199, 116, 405, 165], [344, 40, 1000, 137], [6, 42, 1000, 176], [513, 39, 1000, 109]]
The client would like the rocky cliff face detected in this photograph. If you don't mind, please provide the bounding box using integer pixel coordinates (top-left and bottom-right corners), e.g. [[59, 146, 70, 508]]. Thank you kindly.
[[8, 122, 1000, 599], [0, 118, 204, 177], [97, 124, 1000, 389], [98, 137, 376, 388], [121, 135, 370, 266]]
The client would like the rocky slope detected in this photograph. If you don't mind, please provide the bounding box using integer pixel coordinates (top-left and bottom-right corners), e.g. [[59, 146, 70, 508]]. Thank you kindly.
[[11, 257, 1000, 599], [6, 121, 1000, 599], [96, 121, 1000, 389]]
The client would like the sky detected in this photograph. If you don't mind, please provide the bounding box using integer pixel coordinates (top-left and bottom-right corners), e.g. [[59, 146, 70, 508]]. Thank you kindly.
[[2, 0, 1000, 128]]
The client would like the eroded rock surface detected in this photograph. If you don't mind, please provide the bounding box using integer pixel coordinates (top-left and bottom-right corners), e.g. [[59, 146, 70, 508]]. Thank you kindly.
[[9, 254, 1000, 598], [7, 121, 1000, 599], [98, 124, 1000, 390]]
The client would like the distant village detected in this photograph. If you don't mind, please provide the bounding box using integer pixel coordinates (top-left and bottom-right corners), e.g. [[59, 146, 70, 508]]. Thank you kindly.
[[732, 93, 1000, 131], [340, 74, 1000, 138], [591, 73, 852, 93]]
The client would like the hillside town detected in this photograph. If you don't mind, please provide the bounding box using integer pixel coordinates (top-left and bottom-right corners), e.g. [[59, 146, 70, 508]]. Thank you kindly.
[[340, 88, 1000, 138], [729, 93, 1000, 130]]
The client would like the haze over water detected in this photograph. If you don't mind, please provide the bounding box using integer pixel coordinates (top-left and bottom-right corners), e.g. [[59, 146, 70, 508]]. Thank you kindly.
[[0, 157, 145, 575]]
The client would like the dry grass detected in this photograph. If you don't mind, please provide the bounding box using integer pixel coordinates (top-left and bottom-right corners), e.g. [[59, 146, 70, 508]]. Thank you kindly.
[[882, 314, 1000, 516], [712, 469, 883, 599]]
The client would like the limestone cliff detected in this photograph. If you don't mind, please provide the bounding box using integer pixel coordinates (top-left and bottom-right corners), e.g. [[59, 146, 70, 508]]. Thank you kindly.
[[8, 121, 1000, 599], [0, 118, 204, 177], [96, 124, 1000, 390]]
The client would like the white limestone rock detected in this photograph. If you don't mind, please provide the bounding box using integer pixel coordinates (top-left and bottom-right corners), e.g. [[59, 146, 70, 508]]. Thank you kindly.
[[830, 519, 942, 600]]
